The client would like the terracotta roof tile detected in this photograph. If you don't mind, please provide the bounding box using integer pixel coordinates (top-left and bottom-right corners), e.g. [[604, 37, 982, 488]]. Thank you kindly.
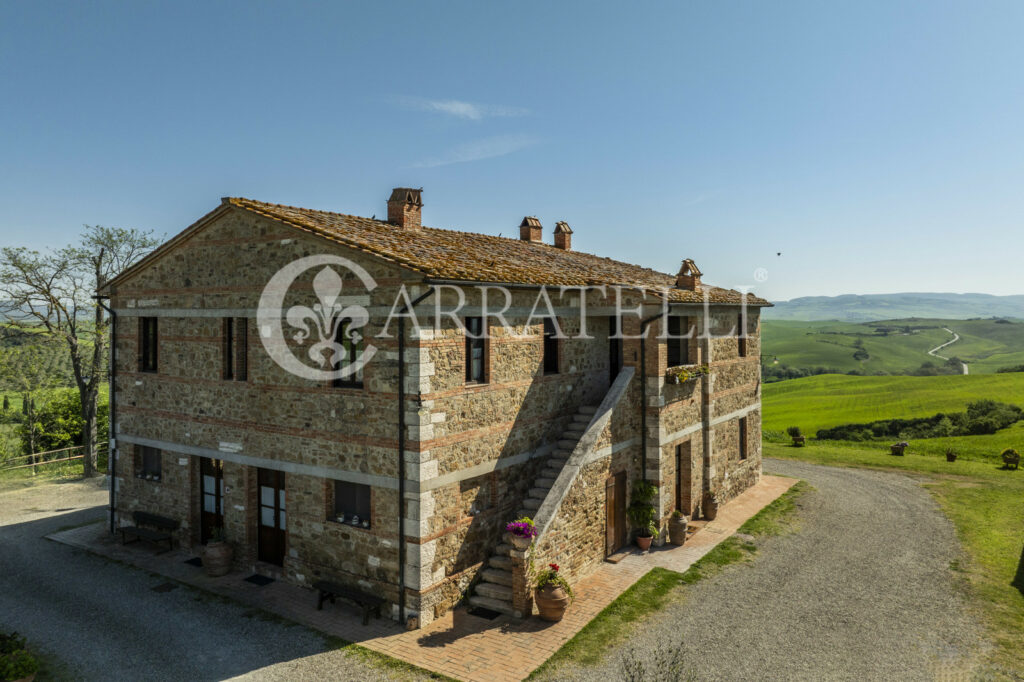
[[226, 197, 769, 306]]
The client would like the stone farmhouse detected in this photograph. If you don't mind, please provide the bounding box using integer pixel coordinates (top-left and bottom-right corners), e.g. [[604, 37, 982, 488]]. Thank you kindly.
[[101, 188, 768, 627]]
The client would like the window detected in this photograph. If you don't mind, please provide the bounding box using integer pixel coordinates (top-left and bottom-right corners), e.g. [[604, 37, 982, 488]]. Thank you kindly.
[[223, 318, 248, 381], [332, 480, 371, 528], [139, 317, 158, 372], [542, 318, 559, 374], [331, 318, 363, 388], [135, 445, 161, 479], [464, 317, 486, 383], [737, 314, 747, 358], [739, 417, 748, 460], [667, 316, 689, 367]]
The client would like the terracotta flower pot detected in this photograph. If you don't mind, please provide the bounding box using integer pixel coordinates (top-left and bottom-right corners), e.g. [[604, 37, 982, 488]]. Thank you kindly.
[[636, 534, 654, 551], [203, 541, 234, 577], [510, 534, 532, 551], [668, 515, 688, 546], [535, 585, 570, 622]]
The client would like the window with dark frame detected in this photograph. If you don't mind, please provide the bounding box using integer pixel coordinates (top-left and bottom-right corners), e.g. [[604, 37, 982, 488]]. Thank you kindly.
[[235, 318, 248, 381], [331, 318, 363, 388], [464, 317, 486, 383], [542, 318, 560, 375], [739, 417, 748, 460], [135, 445, 161, 479], [223, 317, 234, 380], [138, 317, 158, 373], [667, 316, 690, 367], [737, 314, 747, 358], [223, 318, 248, 381], [332, 480, 371, 527]]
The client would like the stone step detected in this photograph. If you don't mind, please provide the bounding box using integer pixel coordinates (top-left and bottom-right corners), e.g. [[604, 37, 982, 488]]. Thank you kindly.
[[517, 509, 531, 519], [529, 487, 550, 499], [564, 429, 586, 439], [578, 405, 599, 415], [522, 497, 542, 511], [547, 457, 569, 467], [475, 582, 513, 601], [543, 468, 563, 480], [468, 595, 516, 616], [572, 414, 592, 424], [557, 439, 577, 449], [479, 567, 513, 586], [495, 543, 514, 556], [535, 477, 556, 488], [489, 555, 512, 571]]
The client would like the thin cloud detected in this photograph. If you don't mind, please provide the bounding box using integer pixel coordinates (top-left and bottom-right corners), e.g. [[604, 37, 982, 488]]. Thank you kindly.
[[413, 134, 539, 167], [395, 96, 530, 121]]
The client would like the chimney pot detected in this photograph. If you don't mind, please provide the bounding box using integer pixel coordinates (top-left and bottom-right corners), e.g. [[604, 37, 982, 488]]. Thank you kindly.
[[387, 188, 423, 229], [519, 216, 543, 243], [553, 221, 573, 250], [675, 259, 703, 290]]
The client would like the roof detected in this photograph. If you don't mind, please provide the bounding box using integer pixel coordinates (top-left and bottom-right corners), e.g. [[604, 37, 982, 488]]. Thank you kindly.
[[109, 196, 770, 306]]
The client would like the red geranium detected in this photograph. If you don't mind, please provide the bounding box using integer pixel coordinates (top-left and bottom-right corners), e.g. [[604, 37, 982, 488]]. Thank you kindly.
[[549, 563, 559, 571]]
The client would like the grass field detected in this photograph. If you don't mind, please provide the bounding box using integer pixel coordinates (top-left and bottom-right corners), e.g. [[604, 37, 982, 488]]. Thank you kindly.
[[766, 441, 1024, 676], [762, 372, 1024, 436], [763, 317, 1024, 376]]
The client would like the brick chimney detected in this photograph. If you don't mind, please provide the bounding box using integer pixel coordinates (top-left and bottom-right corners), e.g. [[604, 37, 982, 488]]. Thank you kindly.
[[387, 188, 423, 229], [553, 221, 573, 250], [519, 216, 542, 243], [675, 259, 702, 290]]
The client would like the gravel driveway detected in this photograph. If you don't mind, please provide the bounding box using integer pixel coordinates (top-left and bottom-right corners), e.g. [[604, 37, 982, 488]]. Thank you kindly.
[[0, 479, 431, 681], [539, 458, 988, 681]]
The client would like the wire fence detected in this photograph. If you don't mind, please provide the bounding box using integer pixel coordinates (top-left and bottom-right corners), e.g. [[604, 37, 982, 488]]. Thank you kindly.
[[0, 443, 109, 480]]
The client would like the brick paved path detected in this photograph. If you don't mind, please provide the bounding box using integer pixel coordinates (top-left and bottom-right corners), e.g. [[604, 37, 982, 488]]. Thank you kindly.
[[50, 475, 794, 681]]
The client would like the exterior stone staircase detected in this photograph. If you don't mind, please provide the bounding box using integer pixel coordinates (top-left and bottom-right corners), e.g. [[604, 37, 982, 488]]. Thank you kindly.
[[466, 403, 600, 616]]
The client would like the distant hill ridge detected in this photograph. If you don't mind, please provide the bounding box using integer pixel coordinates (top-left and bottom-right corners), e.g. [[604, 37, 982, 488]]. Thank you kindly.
[[764, 293, 1024, 322]]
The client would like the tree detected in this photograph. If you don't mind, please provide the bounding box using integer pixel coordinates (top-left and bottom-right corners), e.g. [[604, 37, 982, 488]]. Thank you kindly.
[[0, 343, 60, 473], [1, 395, 8, 412], [0, 225, 158, 476]]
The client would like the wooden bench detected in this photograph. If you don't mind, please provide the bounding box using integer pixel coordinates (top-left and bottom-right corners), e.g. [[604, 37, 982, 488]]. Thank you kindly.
[[119, 511, 179, 553], [313, 579, 384, 625]]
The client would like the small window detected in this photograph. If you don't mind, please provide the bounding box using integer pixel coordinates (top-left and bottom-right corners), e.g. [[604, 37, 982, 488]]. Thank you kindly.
[[464, 317, 486, 384], [738, 315, 747, 358], [667, 316, 689, 367], [739, 417, 748, 460], [542, 318, 559, 375], [135, 445, 161, 479], [139, 317, 158, 373], [331, 318, 363, 388], [332, 480, 371, 527], [223, 318, 248, 381]]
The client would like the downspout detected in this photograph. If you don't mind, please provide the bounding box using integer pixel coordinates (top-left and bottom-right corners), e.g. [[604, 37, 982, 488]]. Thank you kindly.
[[397, 287, 434, 626], [93, 295, 116, 535], [638, 310, 666, 483]]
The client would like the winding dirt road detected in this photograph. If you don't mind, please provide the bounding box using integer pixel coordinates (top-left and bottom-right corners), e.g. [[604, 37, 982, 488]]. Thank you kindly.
[[927, 327, 969, 374]]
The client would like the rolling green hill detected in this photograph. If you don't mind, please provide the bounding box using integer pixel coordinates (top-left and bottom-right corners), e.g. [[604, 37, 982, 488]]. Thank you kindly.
[[763, 292, 1024, 321], [763, 317, 1024, 377], [761, 372, 1024, 435]]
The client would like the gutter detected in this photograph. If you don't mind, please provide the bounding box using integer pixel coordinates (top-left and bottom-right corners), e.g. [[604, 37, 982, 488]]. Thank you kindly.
[[638, 310, 666, 482], [93, 295, 116, 535], [397, 286, 434, 627]]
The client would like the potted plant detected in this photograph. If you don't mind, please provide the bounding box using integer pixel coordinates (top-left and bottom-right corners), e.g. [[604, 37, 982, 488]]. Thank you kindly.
[[1001, 448, 1020, 470], [890, 442, 909, 456], [0, 633, 38, 682], [665, 364, 709, 385], [945, 448, 957, 463], [202, 526, 234, 577], [702, 490, 721, 521], [786, 426, 805, 447], [534, 563, 573, 622], [668, 510, 688, 546], [626, 480, 659, 551], [505, 517, 538, 550]]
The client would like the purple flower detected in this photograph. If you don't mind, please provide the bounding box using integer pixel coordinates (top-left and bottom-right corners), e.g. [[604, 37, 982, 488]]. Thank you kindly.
[[506, 520, 538, 539]]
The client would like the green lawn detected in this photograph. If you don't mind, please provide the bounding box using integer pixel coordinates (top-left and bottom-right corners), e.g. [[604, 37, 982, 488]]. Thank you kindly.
[[762, 372, 1024, 436], [765, 440, 1024, 676]]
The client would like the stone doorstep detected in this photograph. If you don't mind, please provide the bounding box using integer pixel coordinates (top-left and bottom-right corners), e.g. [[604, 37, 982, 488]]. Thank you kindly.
[[45, 475, 796, 682]]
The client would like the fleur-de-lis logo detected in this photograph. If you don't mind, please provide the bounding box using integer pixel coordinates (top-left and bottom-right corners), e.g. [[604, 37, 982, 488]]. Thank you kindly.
[[286, 267, 370, 369], [257, 255, 377, 382]]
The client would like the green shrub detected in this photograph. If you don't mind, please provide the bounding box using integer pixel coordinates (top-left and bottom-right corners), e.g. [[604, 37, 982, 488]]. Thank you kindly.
[[626, 480, 659, 538], [0, 650, 38, 682], [0, 633, 26, 656], [786, 426, 802, 438]]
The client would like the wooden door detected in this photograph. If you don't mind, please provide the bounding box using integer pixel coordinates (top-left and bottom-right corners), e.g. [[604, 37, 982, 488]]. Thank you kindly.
[[199, 458, 224, 544], [605, 471, 627, 555], [257, 468, 287, 566], [676, 441, 693, 516]]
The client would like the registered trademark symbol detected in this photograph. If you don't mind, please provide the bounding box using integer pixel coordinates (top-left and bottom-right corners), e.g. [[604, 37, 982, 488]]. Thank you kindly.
[[753, 268, 769, 283]]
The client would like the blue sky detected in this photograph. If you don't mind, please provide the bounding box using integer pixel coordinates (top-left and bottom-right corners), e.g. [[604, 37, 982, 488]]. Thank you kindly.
[[2, 1, 1022, 301]]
